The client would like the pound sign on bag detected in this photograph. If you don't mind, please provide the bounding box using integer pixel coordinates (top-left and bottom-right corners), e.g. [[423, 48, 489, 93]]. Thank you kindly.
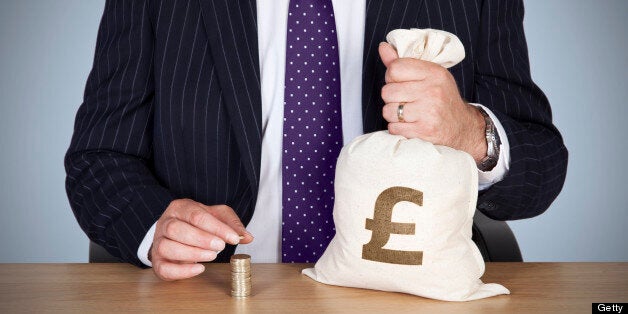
[[362, 187, 423, 265]]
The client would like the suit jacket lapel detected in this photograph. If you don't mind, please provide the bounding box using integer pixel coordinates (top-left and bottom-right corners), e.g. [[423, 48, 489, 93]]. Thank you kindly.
[[198, 0, 262, 195], [361, 0, 425, 133]]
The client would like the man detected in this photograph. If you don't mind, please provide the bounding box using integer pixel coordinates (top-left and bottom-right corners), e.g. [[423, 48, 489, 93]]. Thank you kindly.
[[65, 0, 567, 281]]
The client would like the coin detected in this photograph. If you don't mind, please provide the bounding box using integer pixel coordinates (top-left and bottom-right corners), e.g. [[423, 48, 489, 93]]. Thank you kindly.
[[230, 254, 252, 297], [231, 254, 251, 261]]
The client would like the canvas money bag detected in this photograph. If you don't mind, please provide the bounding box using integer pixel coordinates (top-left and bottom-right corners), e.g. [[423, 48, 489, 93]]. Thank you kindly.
[[302, 29, 510, 301]]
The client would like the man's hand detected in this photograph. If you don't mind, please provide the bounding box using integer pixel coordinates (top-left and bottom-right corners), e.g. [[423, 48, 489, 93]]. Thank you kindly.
[[150, 199, 254, 281], [378, 42, 487, 163]]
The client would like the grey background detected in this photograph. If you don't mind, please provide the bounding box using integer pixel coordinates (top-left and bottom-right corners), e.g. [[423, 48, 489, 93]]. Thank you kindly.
[[0, 0, 626, 263]]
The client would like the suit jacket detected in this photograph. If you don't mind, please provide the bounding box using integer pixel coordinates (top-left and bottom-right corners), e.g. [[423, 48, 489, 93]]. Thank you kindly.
[[65, 0, 568, 266]]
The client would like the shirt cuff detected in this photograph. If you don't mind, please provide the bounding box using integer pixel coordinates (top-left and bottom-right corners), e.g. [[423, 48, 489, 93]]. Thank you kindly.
[[137, 222, 157, 267], [470, 103, 511, 191]]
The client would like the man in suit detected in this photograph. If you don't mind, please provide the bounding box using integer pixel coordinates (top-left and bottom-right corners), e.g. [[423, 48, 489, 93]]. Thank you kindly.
[[66, 0, 567, 281]]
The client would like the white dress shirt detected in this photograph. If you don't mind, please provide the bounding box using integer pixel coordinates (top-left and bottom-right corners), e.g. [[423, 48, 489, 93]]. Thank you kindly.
[[137, 0, 510, 266]]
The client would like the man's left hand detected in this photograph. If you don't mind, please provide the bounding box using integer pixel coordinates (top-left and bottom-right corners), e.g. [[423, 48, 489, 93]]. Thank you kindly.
[[378, 42, 487, 164]]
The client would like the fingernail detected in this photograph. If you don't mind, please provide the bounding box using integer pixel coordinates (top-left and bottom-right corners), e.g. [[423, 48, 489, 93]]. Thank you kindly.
[[192, 264, 205, 274], [200, 251, 217, 261], [379, 41, 386, 46], [227, 233, 240, 245], [210, 238, 225, 251], [244, 230, 254, 239]]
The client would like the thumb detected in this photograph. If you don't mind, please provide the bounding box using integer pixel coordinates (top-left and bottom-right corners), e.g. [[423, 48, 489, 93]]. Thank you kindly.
[[378, 42, 399, 68], [207, 205, 254, 244]]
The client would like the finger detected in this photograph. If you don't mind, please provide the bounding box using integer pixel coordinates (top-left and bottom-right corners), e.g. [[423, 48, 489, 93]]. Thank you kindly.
[[381, 81, 424, 104], [206, 205, 254, 245], [387, 121, 428, 140], [154, 238, 218, 263], [378, 42, 398, 68], [161, 219, 226, 251], [385, 58, 436, 83], [175, 206, 241, 245], [236, 231, 254, 245], [382, 101, 422, 123], [153, 261, 205, 281]]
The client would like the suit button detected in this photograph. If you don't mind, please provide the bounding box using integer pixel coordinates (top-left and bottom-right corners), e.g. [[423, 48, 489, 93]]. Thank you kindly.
[[480, 201, 496, 210]]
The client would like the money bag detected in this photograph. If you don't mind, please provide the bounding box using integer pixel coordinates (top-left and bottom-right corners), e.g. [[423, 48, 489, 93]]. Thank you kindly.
[[302, 29, 510, 301]]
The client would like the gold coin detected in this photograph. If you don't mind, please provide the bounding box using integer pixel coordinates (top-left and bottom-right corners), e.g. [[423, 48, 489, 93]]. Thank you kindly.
[[231, 270, 251, 274], [231, 265, 250, 269], [230, 254, 252, 298], [230, 254, 251, 261], [232, 281, 251, 286], [232, 279, 251, 282]]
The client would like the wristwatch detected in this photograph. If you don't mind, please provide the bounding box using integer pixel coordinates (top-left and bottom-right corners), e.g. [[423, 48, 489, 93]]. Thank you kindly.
[[477, 107, 501, 171]]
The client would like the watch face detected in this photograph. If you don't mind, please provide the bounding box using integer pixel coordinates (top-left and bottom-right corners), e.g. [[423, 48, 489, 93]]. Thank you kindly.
[[479, 157, 498, 171]]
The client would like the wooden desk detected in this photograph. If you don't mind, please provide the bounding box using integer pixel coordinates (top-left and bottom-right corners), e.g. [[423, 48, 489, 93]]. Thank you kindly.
[[0, 263, 626, 313]]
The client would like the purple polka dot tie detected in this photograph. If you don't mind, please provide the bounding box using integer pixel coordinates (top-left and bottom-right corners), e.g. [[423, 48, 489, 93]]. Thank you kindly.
[[282, 0, 342, 263]]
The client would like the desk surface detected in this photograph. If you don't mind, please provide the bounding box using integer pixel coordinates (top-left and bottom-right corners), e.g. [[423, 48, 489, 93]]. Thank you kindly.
[[0, 263, 626, 313]]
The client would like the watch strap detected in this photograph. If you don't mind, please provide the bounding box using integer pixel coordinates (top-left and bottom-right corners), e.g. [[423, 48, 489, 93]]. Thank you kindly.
[[477, 107, 501, 171]]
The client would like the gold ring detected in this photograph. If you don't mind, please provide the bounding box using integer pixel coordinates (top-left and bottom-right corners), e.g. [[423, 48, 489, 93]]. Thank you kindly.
[[397, 103, 406, 122]]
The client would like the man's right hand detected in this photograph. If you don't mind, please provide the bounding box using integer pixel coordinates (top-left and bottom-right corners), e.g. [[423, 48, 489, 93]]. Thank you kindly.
[[150, 199, 254, 281]]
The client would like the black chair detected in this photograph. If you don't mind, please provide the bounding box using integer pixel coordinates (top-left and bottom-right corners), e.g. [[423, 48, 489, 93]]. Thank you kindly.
[[471, 210, 522, 262], [89, 241, 121, 263], [89, 210, 522, 263]]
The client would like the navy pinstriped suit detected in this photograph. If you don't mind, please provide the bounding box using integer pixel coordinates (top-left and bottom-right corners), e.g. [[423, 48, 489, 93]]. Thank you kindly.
[[65, 0, 568, 267]]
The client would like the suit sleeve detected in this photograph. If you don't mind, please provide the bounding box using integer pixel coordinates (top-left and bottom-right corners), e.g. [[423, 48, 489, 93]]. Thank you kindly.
[[65, 0, 173, 267], [472, 0, 568, 220]]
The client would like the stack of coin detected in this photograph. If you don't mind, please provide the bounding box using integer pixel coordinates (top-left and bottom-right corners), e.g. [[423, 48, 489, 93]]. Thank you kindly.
[[230, 254, 252, 297]]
